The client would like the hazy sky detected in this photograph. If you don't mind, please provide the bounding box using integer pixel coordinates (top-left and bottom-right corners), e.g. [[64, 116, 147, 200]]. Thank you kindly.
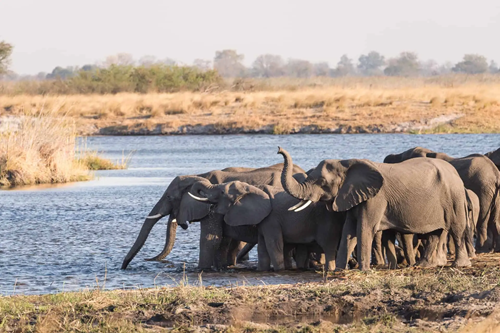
[[1, 0, 500, 74]]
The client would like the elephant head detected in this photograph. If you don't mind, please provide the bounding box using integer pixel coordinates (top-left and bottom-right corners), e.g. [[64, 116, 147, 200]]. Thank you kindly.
[[278, 147, 384, 212], [121, 175, 211, 269], [485, 148, 500, 170], [189, 179, 272, 227]]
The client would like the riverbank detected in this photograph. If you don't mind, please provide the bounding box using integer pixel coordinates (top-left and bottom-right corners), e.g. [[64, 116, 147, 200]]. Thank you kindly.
[[2, 254, 500, 332], [1, 78, 500, 135]]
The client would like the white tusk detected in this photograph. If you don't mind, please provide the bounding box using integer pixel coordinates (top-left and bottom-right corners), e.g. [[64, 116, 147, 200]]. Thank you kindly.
[[188, 192, 209, 201], [172, 219, 177, 223], [288, 200, 307, 211], [293, 200, 313, 212], [146, 214, 162, 219]]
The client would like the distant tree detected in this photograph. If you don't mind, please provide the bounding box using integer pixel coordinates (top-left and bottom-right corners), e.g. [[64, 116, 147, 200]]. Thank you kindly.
[[193, 59, 212, 71], [384, 52, 420, 77], [162, 58, 177, 66], [489, 60, 499, 74], [332, 55, 356, 77], [81, 64, 98, 72], [420, 59, 439, 76], [138, 55, 158, 67], [103, 53, 135, 67], [452, 54, 488, 74], [46, 66, 77, 79], [285, 59, 313, 78], [437, 61, 454, 75], [358, 51, 385, 76], [214, 50, 246, 77], [36, 72, 48, 80], [252, 54, 285, 77], [313, 62, 330, 76], [0, 41, 13, 75]]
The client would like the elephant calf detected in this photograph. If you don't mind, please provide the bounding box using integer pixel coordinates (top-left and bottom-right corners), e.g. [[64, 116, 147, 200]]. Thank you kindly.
[[189, 179, 345, 271]]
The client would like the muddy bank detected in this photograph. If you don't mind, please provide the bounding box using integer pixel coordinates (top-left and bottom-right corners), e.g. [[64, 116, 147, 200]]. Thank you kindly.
[[2, 253, 500, 332], [89, 113, 464, 136]]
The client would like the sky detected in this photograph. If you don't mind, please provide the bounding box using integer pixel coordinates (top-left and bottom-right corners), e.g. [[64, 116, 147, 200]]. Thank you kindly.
[[1, 0, 500, 75]]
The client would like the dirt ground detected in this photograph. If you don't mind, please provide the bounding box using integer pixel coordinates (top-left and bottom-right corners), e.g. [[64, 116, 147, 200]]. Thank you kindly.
[[2, 253, 500, 332]]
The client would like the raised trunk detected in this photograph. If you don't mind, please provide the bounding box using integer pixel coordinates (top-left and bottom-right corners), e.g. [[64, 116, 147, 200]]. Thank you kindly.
[[121, 199, 172, 269], [145, 215, 178, 261], [191, 179, 216, 201], [278, 147, 312, 200]]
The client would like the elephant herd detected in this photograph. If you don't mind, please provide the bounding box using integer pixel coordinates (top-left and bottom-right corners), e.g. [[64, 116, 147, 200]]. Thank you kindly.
[[121, 146, 500, 272]]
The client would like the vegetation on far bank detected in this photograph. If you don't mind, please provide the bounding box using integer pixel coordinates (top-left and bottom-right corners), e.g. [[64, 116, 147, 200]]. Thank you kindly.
[[1, 76, 500, 135], [2, 254, 500, 332], [0, 108, 127, 187]]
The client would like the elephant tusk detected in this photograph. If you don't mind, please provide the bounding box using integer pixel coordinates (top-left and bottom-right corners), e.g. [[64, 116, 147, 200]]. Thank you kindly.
[[291, 200, 313, 212], [188, 192, 209, 201], [288, 200, 307, 211], [146, 214, 163, 219]]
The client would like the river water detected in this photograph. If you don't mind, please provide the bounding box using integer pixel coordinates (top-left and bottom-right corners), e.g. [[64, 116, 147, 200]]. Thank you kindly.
[[0, 134, 498, 295]]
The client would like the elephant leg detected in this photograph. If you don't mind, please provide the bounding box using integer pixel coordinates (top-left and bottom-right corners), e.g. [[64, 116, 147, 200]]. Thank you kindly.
[[418, 232, 440, 268], [490, 204, 500, 253], [226, 239, 241, 266], [257, 234, 271, 271], [371, 230, 385, 266], [284, 243, 295, 270], [465, 220, 476, 258], [450, 220, 472, 267], [401, 234, 416, 267], [263, 232, 285, 271], [356, 219, 377, 272], [447, 232, 456, 256], [198, 213, 224, 270], [336, 213, 357, 270], [214, 236, 231, 270], [436, 230, 448, 266], [237, 242, 254, 263], [476, 196, 493, 253], [382, 230, 398, 269], [293, 244, 309, 269]]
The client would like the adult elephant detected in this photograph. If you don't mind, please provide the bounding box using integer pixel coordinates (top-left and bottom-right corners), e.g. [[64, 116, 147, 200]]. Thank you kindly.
[[278, 147, 471, 271], [384, 147, 500, 253], [485, 148, 500, 170], [188, 180, 345, 271], [121, 163, 306, 269]]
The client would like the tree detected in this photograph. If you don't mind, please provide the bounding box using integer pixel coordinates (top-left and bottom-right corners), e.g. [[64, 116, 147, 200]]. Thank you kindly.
[[81, 64, 98, 72], [193, 59, 212, 71], [313, 62, 330, 76], [489, 60, 499, 74], [419, 59, 439, 76], [214, 50, 246, 77], [285, 59, 313, 78], [358, 51, 385, 76], [384, 52, 420, 77], [252, 54, 285, 77], [452, 54, 488, 74], [332, 55, 356, 77], [46, 66, 77, 79], [138, 55, 158, 67], [0, 41, 13, 75], [103, 53, 135, 67]]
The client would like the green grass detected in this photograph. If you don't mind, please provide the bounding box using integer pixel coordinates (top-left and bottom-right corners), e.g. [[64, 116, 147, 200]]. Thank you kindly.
[[77, 152, 130, 170]]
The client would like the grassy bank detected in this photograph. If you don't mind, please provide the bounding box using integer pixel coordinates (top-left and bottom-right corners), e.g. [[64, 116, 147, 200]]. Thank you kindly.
[[2, 254, 500, 332], [1, 76, 500, 135], [0, 109, 127, 187]]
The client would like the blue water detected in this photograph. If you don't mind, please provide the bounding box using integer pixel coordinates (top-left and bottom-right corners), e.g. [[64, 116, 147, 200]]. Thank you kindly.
[[0, 134, 498, 295]]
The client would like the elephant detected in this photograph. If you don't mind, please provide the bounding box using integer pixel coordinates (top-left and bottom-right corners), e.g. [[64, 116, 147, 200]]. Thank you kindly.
[[384, 147, 500, 253], [188, 179, 345, 271], [278, 147, 471, 271], [485, 148, 500, 170], [121, 163, 306, 270]]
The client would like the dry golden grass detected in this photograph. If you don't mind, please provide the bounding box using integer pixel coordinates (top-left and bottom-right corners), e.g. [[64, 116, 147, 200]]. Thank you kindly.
[[1, 76, 500, 135], [0, 107, 126, 187]]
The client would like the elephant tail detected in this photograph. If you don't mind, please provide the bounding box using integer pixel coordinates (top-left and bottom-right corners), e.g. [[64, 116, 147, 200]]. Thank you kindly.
[[145, 217, 178, 262]]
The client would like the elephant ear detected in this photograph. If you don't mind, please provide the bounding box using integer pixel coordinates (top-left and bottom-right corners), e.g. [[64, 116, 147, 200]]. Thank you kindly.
[[177, 192, 211, 226], [224, 185, 272, 227], [332, 161, 384, 212]]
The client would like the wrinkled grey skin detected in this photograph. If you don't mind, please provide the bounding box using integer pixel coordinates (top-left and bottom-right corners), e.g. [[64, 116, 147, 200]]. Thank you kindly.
[[279, 147, 471, 271], [189, 180, 344, 271], [384, 147, 500, 253], [121, 163, 305, 270], [485, 148, 500, 170]]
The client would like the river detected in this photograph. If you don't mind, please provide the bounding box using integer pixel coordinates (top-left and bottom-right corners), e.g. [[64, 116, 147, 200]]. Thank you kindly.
[[0, 134, 498, 295]]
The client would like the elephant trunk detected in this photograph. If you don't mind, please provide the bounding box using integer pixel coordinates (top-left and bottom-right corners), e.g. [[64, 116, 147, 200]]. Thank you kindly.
[[190, 180, 216, 202], [278, 147, 312, 200], [121, 199, 172, 269], [145, 215, 178, 261]]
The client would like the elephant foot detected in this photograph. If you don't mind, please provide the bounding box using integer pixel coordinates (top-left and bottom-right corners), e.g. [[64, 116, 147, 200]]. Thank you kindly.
[[387, 263, 399, 270], [452, 257, 471, 267], [417, 259, 437, 268], [468, 252, 477, 259]]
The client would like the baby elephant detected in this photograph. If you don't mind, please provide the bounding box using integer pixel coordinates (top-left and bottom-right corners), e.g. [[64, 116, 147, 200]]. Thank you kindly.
[[189, 179, 345, 271]]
